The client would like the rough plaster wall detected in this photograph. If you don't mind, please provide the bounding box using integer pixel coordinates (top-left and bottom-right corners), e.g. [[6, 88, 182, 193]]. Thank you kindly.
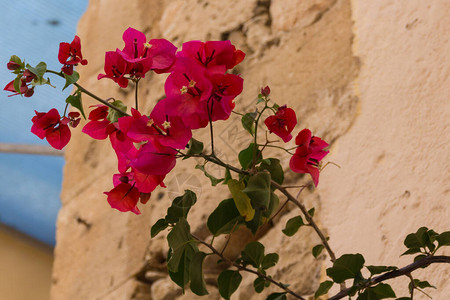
[[319, 1, 450, 298], [51, 0, 448, 299]]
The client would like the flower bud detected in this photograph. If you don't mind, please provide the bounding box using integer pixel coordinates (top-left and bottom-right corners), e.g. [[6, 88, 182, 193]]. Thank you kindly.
[[261, 85, 271, 97], [7, 61, 21, 71]]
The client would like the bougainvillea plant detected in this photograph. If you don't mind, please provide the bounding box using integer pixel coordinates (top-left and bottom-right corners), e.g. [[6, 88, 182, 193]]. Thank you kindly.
[[4, 28, 449, 300]]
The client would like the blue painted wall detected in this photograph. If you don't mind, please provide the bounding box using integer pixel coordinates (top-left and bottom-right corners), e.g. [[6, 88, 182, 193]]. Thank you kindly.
[[0, 0, 88, 245]]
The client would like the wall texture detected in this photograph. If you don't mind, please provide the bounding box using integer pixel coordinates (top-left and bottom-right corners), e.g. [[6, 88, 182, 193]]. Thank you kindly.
[[0, 226, 53, 300], [51, 0, 449, 299]]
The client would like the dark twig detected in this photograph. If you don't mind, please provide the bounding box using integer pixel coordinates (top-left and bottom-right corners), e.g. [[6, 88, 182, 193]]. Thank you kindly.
[[328, 256, 450, 300], [134, 79, 139, 110], [191, 234, 305, 300], [271, 181, 337, 263], [220, 220, 239, 256], [46, 69, 130, 116]]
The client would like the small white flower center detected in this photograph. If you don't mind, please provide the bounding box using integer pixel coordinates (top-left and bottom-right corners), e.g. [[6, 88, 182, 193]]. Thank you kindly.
[[162, 121, 171, 129], [143, 42, 152, 48], [188, 80, 196, 88], [180, 86, 188, 94]]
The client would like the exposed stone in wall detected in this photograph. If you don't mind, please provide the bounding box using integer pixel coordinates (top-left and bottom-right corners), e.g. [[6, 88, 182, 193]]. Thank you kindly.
[[51, 0, 448, 299]]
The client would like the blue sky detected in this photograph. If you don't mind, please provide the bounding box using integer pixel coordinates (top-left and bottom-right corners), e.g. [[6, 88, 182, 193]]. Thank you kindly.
[[0, 0, 88, 245]]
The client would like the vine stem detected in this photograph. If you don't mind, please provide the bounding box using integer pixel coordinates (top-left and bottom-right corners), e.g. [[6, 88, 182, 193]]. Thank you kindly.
[[192, 152, 337, 264], [207, 96, 215, 155], [134, 79, 139, 110], [270, 181, 337, 263], [191, 233, 306, 300], [328, 256, 450, 300], [46, 69, 130, 117]]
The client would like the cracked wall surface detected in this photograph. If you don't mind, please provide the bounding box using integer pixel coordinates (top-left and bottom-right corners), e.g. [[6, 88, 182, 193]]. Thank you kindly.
[[51, 0, 449, 299]]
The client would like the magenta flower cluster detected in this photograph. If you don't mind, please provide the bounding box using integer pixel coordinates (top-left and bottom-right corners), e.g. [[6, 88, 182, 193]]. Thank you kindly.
[[3, 27, 329, 214]]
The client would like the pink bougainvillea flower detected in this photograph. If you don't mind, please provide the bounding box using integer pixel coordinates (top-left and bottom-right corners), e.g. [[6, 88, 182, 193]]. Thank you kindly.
[[264, 105, 297, 142], [4, 69, 37, 97], [4, 80, 21, 97], [65, 111, 81, 128], [131, 140, 177, 176], [107, 171, 165, 214], [207, 73, 244, 122], [82, 105, 115, 139], [117, 27, 177, 77], [163, 63, 213, 129], [104, 182, 141, 215], [176, 40, 245, 74], [58, 35, 88, 75], [132, 169, 166, 194], [122, 104, 191, 149], [109, 129, 139, 174], [148, 100, 192, 149], [31, 108, 71, 150], [289, 129, 329, 187], [97, 51, 132, 88]]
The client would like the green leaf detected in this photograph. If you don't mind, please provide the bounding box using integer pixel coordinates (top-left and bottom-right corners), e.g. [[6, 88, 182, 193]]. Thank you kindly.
[[370, 283, 396, 299], [207, 198, 243, 236], [167, 218, 195, 253], [366, 265, 397, 277], [9, 55, 23, 67], [258, 158, 284, 185], [403, 227, 430, 249], [266, 292, 287, 300], [13, 77, 21, 93], [312, 244, 325, 258], [62, 70, 79, 91], [217, 270, 242, 300], [241, 241, 265, 268], [272, 103, 280, 110], [184, 138, 203, 158], [261, 253, 279, 270], [150, 218, 168, 238], [242, 112, 257, 135], [254, 277, 265, 293], [308, 207, 315, 217], [238, 143, 262, 169], [245, 207, 263, 234], [228, 179, 255, 221], [409, 279, 436, 290], [189, 252, 209, 296], [326, 253, 365, 283], [195, 164, 224, 186], [65, 93, 86, 119], [166, 218, 198, 292], [314, 280, 333, 299], [436, 231, 450, 249], [282, 216, 304, 237], [256, 97, 265, 104], [400, 247, 421, 256], [167, 248, 189, 292], [30, 75, 51, 87], [165, 190, 197, 223], [26, 62, 47, 78], [262, 192, 279, 219], [107, 100, 127, 123], [243, 172, 271, 209], [223, 167, 232, 184]]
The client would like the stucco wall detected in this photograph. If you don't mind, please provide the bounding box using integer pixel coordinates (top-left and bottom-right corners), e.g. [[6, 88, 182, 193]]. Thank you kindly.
[[51, 0, 449, 299], [0, 226, 53, 300]]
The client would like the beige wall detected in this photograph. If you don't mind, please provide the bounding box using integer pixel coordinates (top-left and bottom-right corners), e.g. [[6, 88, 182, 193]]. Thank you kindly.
[[0, 225, 53, 300], [51, 0, 449, 299]]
